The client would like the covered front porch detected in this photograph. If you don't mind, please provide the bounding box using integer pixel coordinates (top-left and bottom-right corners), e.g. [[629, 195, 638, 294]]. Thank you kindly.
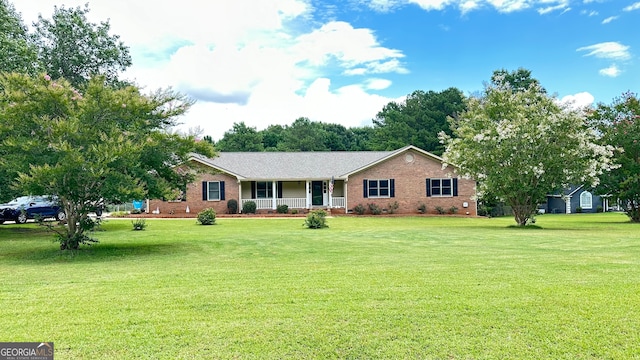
[[239, 179, 345, 211]]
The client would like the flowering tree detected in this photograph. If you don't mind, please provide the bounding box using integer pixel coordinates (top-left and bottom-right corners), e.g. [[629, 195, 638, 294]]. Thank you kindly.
[[0, 73, 213, 249], [589, 92, 640, 222], [440, 77, 616, 226]]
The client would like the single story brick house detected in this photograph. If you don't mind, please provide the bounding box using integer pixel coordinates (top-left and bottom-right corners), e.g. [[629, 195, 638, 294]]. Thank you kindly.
[[148, 145, 477, 216]]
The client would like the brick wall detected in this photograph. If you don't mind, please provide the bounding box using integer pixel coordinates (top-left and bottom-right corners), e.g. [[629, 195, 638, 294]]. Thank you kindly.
[[347, 149, 477, 215], [148, 172, 238, 216]]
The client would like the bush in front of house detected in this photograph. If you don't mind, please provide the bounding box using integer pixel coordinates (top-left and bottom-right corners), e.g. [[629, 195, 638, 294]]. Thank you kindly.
[[227, 199, 238, 214], [449, 206, 458, 214], [576, 207, 583, 213], [304, 209, 328, 229], [197, 208, 217, 225], [388, 201, 399, 214], [597, 205, 603, 213], [368, 203, 382, 215], [276, 204, 289, 214], [417, 203, 427, 214], [435, 206, 446, 214], [242, 201, 257, 214], [353, 204, 366, 215]]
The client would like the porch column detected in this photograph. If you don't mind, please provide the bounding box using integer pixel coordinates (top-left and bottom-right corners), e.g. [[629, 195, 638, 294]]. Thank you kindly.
[[272, 181, 277, 210], [306, 181, 310, 209], [238, 181, 242, 210], [328, 179, 333, 208]]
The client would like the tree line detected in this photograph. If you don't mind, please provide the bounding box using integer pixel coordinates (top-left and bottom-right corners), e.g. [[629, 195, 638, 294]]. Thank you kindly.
[[209, 87, 466, 156]]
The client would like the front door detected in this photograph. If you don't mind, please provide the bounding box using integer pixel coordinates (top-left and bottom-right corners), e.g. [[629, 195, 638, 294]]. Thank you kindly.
[[311, 181, 324, 206]]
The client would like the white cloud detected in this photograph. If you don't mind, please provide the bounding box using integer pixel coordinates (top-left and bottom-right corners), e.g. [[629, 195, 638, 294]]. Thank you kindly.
[[559, 92, 595, 109], [460, 0, 481, 13], [409, 0, 455, 11], [485, 0, 531, 13], [365, 78, 393, 90], [601, 16, 618, 24], [538, 2, 570, 15], [293, 21, 406, 70], [577, 42, 631, 60], [599, 64, 621, 77], [624, 2, 640, 11]]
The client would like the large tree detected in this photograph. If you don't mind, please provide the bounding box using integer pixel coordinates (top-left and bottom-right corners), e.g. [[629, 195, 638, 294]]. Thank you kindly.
[[32, 4, 131, 88], [0, 73, 213, 249], [215, 122, 264, 152], [372, 88, 466, 155], [278, 117, 329, 151], [589, 91, 640, 222], [0, 0, 38, 75], [441, 76, 616, 226], [490, 68, 544, 93]]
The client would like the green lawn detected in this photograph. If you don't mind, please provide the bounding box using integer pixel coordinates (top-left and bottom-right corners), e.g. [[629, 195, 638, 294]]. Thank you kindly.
[[1, 213, 639, 359]]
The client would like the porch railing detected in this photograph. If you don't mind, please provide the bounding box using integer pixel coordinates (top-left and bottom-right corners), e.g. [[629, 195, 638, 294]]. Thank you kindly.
[[331, 197, 345, 208], [241, 197, 346, 210], [277, 198, 306, 208]]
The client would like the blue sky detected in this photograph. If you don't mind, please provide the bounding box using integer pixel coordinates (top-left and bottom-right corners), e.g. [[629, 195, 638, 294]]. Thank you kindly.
[[16, 0, 639, 140]]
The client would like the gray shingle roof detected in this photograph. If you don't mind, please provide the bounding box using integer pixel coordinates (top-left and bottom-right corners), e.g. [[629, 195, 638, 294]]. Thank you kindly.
[[192, 151, 396, 180]]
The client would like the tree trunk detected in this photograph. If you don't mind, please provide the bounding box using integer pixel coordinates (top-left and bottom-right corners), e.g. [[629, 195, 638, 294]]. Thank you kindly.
[[59, 201, 84, 250]]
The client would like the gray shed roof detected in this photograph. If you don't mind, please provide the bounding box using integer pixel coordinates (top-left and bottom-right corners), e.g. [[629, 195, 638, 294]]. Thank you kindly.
[[191, 150, 395, 180]]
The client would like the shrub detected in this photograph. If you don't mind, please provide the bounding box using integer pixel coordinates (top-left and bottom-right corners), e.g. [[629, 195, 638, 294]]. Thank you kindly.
[[435, 206, 446, 214], [242, 201, 257, 214], [368, 203, 382, 215], [417, 203, 427, 214], [131, 218, 147, 231], [304, 209, 328, 229], [197, 208, 217, 225], [576, 206, 583, 213], [449, 206, 458, 214], [227, 199, 238, 214], [353, 204, 366, 215], [276, 204, 289, 214], [131, 208, 142, 214], [596, 205, 603, 213], [388, 201, 399, 214], [291, 209, 299, 214]]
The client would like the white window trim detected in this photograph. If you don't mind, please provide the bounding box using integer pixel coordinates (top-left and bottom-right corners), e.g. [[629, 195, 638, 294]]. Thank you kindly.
[[430, 178, 453, 197], [580, 191, 593, 209], [207, 181, 221, 201], [256, 181, 274, 199], [367, 179, 391, 198]]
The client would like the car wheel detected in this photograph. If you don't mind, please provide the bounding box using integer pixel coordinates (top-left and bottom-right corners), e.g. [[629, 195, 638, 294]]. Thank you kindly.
[[56, 211, 66, 221], [0, 220, 4, 224], [16, 213, 28, 224]]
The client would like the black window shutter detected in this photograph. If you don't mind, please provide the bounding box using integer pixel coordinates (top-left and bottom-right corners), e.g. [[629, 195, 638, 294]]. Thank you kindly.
[[202, 181, 208, 200], [277, 181, 283, 198], [220, 181, 225, 200], [453, 178, 458, 197], [426, 179, 431, 197], [390, 179, 395, 198], [363, 179, 368, 198], [251, 181, 256, 199]]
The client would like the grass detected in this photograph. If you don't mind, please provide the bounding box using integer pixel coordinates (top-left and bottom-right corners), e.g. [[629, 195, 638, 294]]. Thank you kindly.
[[0, 213, 639, 359]]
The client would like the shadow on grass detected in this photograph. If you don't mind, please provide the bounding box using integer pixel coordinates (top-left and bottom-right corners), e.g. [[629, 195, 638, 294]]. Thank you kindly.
[[4, 241, 188, 264]]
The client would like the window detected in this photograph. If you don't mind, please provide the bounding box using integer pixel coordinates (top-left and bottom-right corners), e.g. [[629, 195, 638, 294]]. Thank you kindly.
[[363, 179, 395, 198], [580, 191, 593, 209], [256, 182, 273, 198], [426, 178, 458, 197], [202, 181, 225, 201]]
